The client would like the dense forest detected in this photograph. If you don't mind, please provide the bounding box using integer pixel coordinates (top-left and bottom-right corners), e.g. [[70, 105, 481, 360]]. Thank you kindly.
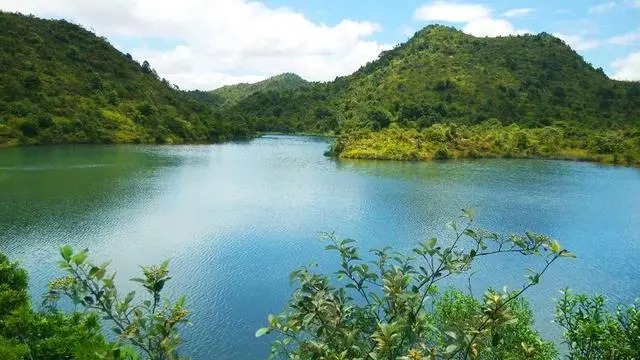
[[0, 12, 254, 146]]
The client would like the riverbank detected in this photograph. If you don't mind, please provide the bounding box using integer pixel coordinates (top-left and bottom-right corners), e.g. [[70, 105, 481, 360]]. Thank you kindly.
[[331, 123, 640, 167]]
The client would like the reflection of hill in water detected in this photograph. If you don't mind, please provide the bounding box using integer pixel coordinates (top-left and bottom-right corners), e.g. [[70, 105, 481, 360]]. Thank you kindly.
[[336, 157, 578, 185], [0, 146, 181, 237]]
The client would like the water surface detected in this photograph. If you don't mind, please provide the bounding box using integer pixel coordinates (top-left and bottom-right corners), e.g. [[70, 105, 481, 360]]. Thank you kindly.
[[1, 136, 639, 359]]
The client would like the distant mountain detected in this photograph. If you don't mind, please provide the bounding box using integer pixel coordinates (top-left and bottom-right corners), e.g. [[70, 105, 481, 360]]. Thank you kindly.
[[0, 12, 252, 146], [211, 73, 309, 104], [226, 25, 640, 134]]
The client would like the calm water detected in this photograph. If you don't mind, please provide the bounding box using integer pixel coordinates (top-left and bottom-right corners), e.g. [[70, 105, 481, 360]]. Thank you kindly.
[[1, 135, 639, 359]]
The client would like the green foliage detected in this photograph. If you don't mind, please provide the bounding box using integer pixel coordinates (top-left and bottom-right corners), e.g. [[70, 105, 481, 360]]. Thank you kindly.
[[333, 122, 640, 166], [211, 73, 310, 105], [0, 251, 117, 360], [221, 26, 639, 161], [555, 289, 640, 359], [257, 211, 575, 359], [0, 11, 253, 146], [47, 246, 190, 360]]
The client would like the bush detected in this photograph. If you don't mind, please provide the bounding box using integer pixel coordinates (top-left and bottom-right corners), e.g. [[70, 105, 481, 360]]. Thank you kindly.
[[257, 211, 574, 359]]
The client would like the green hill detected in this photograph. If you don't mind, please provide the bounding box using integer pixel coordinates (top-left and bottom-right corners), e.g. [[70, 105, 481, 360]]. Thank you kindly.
[[229, 26, 639, 132], [211, 73, 309, 104], [0, 12, 253, 146], [224, 26, 640, 164]]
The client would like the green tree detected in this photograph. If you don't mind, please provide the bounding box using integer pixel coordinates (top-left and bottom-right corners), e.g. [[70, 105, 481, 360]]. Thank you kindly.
[[46, 246, 190, 360], [257, 211, 575, 359]]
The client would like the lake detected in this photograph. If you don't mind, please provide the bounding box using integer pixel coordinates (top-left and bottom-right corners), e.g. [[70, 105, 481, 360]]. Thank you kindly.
[[1, 135, 639, 359]]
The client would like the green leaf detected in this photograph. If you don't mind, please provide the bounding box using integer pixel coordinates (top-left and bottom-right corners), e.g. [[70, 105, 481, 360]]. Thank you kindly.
[[124, 291, 135, 305], [88, 266, 100, 278], [60, 245, 73, 262], [303, 313, 315, 325], [255, 327, 269, 337], [71, 249, 88, 265], [445, 344, 459, 354], [550, 240, 562, 254], [95, 268, 106, 281]]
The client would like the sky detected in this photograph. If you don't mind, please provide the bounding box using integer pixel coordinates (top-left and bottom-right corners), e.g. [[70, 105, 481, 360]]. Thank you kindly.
[[1, 0, 639, 90]]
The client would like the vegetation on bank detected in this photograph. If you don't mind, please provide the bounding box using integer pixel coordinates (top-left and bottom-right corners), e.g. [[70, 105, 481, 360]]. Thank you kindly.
[[2, 12, 639, 169], [330, 121, 640, 166], [1, 212, 639, 359], [0, 12, 254, 147]]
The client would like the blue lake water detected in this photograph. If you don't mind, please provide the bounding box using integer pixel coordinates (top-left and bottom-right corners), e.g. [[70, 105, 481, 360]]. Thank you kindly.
[[0, 135, 639, 359]]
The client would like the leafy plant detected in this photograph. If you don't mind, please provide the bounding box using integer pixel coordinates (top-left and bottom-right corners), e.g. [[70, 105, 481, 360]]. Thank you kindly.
[[46, 246, 190, 360], [257, 210, 575, 359], [555, 289, 640, 359]]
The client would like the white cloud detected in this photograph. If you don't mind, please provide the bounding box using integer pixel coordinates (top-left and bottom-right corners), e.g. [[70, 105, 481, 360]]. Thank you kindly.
[[414, 1, 491, 22], [588, 2, 617, 14], [413, 1, 529, 37], [1, 0, 390, 90], [502, 8, 534, 18], [625, 0, 640, 8], [554, 33, 600, 51], [608, 29, 640, 45], [612, 51, 640, 80]]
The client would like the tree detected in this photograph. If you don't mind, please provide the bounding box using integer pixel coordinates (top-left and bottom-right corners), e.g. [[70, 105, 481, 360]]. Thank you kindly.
[[555, 289, 640, 359], [46, 246, 190, 360], [257, 210, 575, 359]]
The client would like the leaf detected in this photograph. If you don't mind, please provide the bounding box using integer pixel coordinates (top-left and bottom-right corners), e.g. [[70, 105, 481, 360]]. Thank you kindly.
[[71, 249, 88, 266], [124, 291, 135, 305], [303, 313, 315, 325], [444, 331, 457, 339], [445, 344, 459, 354], [60, 245, 73, 262], [462, 208, 476, 219], [95, 268, 106, 281], [255, 327, 269, 337], [550, 240, 561, 255]]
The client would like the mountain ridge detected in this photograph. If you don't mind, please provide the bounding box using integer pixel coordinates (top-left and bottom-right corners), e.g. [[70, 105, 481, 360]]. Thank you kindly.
[[210, 73, 309, 104], [225, 24, 639, 134]]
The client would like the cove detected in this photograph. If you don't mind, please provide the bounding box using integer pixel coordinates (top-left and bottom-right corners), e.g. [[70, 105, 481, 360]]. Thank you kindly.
[[0, 135, 639, 359]]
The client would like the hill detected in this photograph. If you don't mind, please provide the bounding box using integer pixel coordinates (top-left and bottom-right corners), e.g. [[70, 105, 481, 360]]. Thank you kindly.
[[211, 73, 309, 104], [0, 12, 252, 146], [229, 26, 640, 134], [224, 26, 639, 164]]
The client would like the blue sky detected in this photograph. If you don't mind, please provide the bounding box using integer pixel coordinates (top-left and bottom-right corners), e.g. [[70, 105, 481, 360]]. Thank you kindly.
[[3, 0, 639, 89], [263, 0, 639, 71]]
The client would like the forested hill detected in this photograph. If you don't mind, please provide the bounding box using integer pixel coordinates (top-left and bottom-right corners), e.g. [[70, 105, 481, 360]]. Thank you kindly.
[[228, 25, 640, 134], [211, 73, 309, 104], [0, 12, 253, 146]]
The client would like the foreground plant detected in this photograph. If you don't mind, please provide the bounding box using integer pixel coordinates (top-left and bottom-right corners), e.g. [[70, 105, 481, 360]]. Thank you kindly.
[[257, 210, 575, 359], [46, 247, 189, 360], [555, 289, 640, 359]]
